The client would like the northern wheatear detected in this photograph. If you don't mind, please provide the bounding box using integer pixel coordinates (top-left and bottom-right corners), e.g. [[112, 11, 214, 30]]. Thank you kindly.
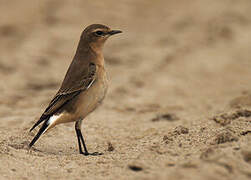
[[29, 24, 122, 155]]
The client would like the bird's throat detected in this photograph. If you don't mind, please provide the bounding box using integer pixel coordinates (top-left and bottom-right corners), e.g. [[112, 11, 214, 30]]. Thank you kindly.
[[89, 44, 105, 67]]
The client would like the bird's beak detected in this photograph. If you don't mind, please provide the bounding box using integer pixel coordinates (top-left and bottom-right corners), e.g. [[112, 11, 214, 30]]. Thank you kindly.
[[108, 30, 122, 35]]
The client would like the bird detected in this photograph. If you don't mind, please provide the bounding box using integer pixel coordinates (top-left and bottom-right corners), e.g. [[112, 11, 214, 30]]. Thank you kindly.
[[29, 24, 122, 155]]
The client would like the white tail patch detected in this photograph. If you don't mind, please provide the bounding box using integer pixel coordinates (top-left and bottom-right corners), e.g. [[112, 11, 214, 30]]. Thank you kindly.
[[44, 114, 62, 134], [48, 114, 62, 125]]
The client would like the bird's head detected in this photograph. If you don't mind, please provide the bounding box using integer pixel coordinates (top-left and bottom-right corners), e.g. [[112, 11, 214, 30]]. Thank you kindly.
[[81, 24, 122, 50]]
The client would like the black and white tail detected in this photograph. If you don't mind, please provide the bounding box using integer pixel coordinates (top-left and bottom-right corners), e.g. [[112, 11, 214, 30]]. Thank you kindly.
[[29, 114, 61, 148], [29, 120, 50, 148]]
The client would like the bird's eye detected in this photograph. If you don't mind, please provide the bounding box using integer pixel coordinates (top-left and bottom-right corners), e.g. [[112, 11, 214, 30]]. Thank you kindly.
[[95, 31, 104, 36]]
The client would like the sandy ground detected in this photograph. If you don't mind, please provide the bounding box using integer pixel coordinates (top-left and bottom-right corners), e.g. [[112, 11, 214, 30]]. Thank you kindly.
[[0, 0, 251, 179]]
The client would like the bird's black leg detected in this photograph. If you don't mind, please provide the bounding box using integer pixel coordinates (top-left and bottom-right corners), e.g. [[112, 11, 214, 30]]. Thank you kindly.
[[75, 127, 84, 154], [75, 120, 103, 156], [75, 120, 89, 155]]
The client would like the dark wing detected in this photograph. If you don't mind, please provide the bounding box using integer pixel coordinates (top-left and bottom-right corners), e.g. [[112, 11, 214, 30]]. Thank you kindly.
[[30, 62, 96, 132]]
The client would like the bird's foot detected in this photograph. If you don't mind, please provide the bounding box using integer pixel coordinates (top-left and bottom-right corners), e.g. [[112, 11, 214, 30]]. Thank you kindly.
[[80, 151, 103, 156]]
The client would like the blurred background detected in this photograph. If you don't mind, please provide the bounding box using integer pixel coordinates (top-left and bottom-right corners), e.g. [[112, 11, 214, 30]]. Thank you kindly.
[[0, 0, 251, 180]]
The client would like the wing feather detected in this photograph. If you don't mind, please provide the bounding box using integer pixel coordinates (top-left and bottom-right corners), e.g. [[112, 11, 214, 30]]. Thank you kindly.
[[30, 62, 96, 132]]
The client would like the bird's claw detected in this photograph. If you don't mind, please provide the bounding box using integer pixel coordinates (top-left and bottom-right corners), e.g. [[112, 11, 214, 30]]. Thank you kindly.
[[80, 151, 103, 156]]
